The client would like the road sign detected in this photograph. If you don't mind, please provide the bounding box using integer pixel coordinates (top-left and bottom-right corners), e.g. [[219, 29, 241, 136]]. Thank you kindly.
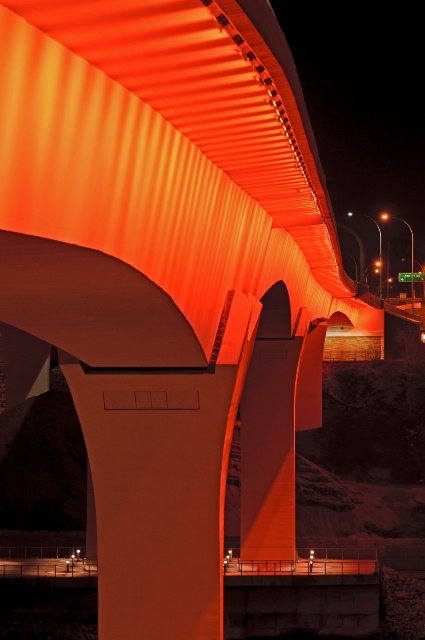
[[398, 272, 425, 282]]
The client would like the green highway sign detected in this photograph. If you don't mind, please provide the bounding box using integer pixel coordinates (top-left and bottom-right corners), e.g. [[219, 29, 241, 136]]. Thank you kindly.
[[398, 272, 425, 282]]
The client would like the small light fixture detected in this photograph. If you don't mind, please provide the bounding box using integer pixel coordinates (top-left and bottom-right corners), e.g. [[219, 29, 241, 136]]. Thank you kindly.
[[347, 212, 353, 217], [421, 332, 425, 344]]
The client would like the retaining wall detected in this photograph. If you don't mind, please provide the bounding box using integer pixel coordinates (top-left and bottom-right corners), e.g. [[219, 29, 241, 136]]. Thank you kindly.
[[225, 575, 381, 639]]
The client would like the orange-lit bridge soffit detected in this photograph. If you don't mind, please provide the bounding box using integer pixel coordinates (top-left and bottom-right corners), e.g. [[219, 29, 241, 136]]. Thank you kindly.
[[0, 2, 382, 640]]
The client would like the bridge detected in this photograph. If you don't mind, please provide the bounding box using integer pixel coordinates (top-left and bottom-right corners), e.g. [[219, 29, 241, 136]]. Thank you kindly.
[[0, 0, 383, 638]]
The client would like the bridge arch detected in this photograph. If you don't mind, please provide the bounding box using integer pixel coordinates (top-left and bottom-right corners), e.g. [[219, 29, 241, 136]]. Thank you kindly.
[[327, 311, 355, 330], [0, 230, 207, 368]]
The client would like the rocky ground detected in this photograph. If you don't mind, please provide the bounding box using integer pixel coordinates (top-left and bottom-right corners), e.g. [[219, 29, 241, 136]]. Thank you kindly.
[[381, 566, 425, 639], [0, 618, 97, 640]]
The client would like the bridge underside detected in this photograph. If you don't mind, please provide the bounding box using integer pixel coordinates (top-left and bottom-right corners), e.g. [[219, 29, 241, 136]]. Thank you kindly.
[[0, 1, 384, 639]]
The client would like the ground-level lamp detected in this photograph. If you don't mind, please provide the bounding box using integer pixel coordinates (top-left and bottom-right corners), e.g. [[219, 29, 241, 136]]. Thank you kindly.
[[348, 212, 383, 298], [381, 214, 414, 311]]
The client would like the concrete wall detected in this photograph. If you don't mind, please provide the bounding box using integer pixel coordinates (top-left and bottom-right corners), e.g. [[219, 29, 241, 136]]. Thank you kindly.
[[0, 581, 97, 619], [224, 575, 380, 639], [324, 336, 382, 361]]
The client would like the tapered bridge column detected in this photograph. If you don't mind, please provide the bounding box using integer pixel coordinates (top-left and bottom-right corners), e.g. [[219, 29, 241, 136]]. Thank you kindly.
[[59, 291, 260, 640], [296, 318, 327, 431], [240, 307, 310, 561]]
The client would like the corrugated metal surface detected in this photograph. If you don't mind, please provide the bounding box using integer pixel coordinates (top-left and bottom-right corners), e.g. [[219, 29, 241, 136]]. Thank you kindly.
[[1, 0, 353, 300]]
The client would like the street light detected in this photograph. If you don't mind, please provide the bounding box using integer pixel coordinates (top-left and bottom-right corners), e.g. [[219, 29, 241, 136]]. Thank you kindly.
[[348, 212, 383, 299], [364, 263, 380, 285], [342, 251, 359, 282], [381, 213, 415, 312], [401, 258, 425, 304], [401, 258, 424, 272]]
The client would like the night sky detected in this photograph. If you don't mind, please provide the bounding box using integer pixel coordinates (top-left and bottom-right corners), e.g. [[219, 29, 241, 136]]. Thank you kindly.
[[269, 2, 425, 289]]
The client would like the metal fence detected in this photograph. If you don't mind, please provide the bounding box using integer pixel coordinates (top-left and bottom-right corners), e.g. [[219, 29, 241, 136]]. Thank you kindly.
[[0, 547, 86, 559], [323, 350, 381, 362], [223, 559, 378, 576], [0, 562, 97, 578], [297, 547, 378, 560], [223, 548, 379, 576]]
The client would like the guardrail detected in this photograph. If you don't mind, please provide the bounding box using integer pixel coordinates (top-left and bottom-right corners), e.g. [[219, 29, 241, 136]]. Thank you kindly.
[[223, 559, 378, 576], [223, 548, 379, 576], [0, 561, 97, 578], [0, 547, 86, 559], [323, 350, 381, 362], [297, 547, 378, 560]]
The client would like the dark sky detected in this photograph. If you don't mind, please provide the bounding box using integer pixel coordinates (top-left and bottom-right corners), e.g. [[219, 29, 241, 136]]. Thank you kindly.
[[269, 2, 425, 288]]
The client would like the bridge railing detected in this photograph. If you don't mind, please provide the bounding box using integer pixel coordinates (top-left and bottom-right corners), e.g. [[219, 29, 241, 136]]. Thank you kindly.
[[323, 350, 381, 362], [223, 548, 378, 576], [0, 546, 86, 559], [0, 561, 97, 578], [297, 547, 378, 560]]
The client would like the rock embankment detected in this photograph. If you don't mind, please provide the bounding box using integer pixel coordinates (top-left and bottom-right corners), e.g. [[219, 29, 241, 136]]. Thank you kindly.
[[296, 454, 362, 511], [381, 566, 425, 638]]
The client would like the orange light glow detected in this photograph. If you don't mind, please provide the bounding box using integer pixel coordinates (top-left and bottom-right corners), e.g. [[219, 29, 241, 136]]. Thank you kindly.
[[381, 213, 389, 220], [0, 3, 381, 360]]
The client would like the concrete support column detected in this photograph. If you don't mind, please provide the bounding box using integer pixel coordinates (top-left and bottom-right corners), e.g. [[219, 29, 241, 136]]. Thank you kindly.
[[59, 291, 260, 640], [240, 308, 310, 561], [86, 461, 98, 564], [0, 321, 50, 409], [295, 319, 327, 432]]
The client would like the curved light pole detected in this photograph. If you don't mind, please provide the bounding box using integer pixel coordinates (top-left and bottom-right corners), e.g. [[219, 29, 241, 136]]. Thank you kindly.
[[364, 263, 380, 285], [348, 212, 383, 299], [401, 258, 425, 303], [401, 258, 423, 272], [381, 214, 414, 312], [342, 251, 359, 282]]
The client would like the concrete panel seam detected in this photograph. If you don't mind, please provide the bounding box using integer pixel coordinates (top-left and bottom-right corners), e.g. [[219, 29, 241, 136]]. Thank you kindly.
[[103, 390, 200, 410]]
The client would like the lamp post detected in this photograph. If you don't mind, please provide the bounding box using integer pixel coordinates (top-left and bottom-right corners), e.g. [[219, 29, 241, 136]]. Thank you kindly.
[[401, 258, 425, 304], [381, 214, 414, 312], [342, 252, 359, 282], [348, 212, 383, 298], [364, 263, 380, 285]]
